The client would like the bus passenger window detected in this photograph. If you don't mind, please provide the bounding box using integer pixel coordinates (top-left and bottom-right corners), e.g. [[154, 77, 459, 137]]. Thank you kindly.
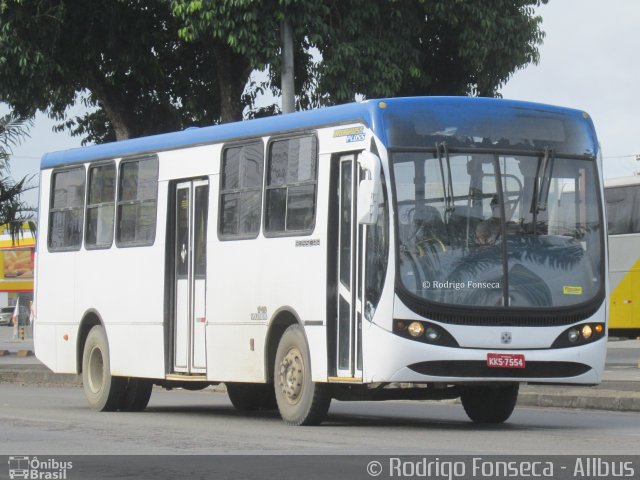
[[48, 167, 86, 251], [265, 135, 318, 235], [219, 141, 264, 239], [605, 186, 635, 235], [86, 162, 116, 249], [116, 156, 158, 247]]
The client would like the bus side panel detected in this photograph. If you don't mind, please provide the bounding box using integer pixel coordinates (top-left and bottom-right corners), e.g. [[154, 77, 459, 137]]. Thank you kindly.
[[205, 235, 328, 382], [206, 324, 267, 381], [305, 325, 328, 383], [33, 323, 57, 372], [34, 169, 76, 373], [306, 150, 331, 382], [106, 325, 166, 378], [205, 151, 330, 383], [608, 235, 640, 331], [73, 184, 169, 379], [73, 246, 167, 379]]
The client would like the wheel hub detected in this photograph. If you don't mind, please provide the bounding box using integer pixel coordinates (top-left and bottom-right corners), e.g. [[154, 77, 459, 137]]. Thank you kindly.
[[279, 347, 304, 405], [87, 345, 104, 394]]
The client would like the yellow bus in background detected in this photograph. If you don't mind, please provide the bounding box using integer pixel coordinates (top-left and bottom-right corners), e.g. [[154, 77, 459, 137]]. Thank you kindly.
[[604, 176, 640, 338]]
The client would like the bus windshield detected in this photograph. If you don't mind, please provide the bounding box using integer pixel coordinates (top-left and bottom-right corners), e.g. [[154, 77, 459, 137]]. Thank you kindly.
[[393, 149, 603, 309]]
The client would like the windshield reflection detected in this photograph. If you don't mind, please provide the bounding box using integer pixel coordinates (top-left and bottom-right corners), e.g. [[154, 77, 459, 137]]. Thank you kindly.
[[394, 150, 603, 309]]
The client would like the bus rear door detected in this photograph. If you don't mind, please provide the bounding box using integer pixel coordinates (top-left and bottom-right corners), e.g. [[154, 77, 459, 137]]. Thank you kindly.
[[173, 179, 209, 374]]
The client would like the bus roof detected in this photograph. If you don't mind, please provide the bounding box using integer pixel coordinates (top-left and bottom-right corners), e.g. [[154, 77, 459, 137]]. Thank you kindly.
[[41, 97, 597, 169]]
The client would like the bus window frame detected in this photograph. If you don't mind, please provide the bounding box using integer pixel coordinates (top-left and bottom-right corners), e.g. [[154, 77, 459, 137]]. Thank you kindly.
[[604, 185, 638, 235], [115, 154, 159, 249], [84, 160, 117, 251], [263, 132, 319, 238], [47, 165, 87, 253], [217, 139, 265, 241]]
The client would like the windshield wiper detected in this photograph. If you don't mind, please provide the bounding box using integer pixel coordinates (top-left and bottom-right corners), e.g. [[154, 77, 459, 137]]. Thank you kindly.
[[436, 142, 455, 216], [531, 147, 555, 214], [529, 147, 555, 236]]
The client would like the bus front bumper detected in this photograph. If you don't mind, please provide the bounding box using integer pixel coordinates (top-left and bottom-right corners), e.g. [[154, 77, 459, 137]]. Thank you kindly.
[[364, 322, 606, 386]]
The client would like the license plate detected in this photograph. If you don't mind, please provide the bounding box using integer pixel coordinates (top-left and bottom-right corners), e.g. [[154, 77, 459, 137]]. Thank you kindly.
[[487, 353, 525, 369]]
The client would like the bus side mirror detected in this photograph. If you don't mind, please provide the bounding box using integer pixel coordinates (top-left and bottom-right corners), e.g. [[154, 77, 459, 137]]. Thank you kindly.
[[357, 151, 382, 225]]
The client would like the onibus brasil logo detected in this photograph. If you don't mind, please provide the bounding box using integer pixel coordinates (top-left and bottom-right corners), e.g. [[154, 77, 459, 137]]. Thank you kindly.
[[8, 456, 73, 479]]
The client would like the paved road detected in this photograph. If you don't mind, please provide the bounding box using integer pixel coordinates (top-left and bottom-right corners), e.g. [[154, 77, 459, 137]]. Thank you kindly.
[[1, 383, 640, 456]]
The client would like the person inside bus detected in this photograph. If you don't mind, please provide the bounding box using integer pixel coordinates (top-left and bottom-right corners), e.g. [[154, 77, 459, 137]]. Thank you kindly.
[[476, 195, 502, 245]]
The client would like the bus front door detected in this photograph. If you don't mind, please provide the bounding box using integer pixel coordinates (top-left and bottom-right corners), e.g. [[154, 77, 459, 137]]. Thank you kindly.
[[173, 180, 209, 374], [336, 155, 364, 379]]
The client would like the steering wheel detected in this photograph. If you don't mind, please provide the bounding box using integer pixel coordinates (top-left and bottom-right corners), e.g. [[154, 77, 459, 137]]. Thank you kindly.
[[415, 237, 447, 256]]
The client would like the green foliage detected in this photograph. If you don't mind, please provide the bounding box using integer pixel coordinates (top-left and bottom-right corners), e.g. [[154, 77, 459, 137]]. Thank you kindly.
[[0, 112, 31, 167], [317, 0, 548, 101], [175, 0, 548, 110], [1, 0, 547, 144], [0, 0, 222, 142], [0, 112, 36, 241]]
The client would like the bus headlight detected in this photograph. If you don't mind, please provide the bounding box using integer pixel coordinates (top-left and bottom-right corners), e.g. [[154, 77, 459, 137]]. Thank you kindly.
[[568, 329, 580, 343], [551, 323, 605, 348], [407, 322, 424, 337], [425, 327, 440, 341], [393, 320, 459, 347]]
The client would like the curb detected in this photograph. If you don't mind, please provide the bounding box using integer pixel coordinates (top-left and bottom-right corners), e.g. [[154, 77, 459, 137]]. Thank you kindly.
[[0, 369, 81, 386], [0, 349, 34, 357], [518, 389, 640, 412]]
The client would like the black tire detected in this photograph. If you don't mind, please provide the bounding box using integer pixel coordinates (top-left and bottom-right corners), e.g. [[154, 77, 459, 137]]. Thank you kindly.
[[121, 378, 153, 412], [82, 325, 126, 411], [226, 382, 277, 411], [461, 383, 519, 424], [274, 324, 331, 426]]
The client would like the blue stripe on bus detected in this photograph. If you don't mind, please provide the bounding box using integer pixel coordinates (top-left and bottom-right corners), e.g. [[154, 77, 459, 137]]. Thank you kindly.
[[40, 97, 597, 169]]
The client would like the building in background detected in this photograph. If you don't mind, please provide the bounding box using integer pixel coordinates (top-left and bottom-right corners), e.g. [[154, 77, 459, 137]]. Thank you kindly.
[[0, 224, 34, 310]]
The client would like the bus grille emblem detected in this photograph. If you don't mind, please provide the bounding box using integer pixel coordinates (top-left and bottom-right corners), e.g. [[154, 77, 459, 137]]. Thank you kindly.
[[501, 332, 512, 344]]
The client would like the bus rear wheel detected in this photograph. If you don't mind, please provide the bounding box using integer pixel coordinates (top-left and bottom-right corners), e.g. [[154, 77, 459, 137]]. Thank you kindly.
[[82, 325, 126, 411], [274, 324, 331, 426], [121, 378, 153, 411], [460, 383, 519, 423], [226, 382, 277, 411]]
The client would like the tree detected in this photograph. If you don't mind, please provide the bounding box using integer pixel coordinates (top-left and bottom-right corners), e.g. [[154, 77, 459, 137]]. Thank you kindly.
[[0, 1, 547, 145], [0, 112, 36, 241], [0, 0, 224, 142], [317, 0, 548, 100], [174, 0, 548, 107]]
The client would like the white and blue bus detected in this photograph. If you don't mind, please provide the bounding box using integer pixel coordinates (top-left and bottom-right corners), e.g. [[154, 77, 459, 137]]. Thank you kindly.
[[34, 97, 607, 425]]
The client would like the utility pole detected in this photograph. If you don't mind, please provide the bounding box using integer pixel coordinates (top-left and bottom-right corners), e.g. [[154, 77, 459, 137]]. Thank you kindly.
[[281, 19, 295, 114]]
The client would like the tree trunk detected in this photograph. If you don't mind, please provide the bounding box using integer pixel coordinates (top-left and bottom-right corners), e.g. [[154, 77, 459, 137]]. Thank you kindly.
[[87, 73, 138, 140], [213, 42, 252, 123]]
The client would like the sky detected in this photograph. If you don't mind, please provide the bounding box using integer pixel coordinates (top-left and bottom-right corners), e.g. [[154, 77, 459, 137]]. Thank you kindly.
[[2, 0, 640, 208], [500, 0, 640, 177]]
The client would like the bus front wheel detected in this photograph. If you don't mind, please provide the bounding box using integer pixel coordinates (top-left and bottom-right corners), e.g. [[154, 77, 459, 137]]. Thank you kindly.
[[460, 383, 519, 423], [274, 324, 331, 426], [82, 325, 126, 411]]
